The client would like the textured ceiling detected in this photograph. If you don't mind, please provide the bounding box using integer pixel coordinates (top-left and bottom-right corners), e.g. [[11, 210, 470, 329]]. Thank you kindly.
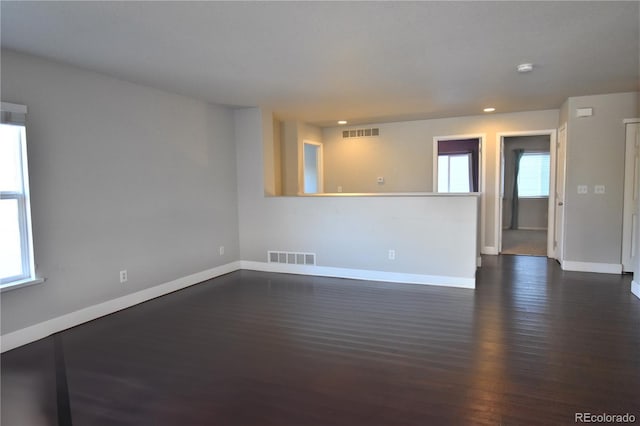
[[1, 1, 638, 126]]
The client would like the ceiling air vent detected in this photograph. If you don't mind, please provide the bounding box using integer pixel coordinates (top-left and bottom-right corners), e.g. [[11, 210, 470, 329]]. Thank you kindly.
[[342, 128, 379, 139]]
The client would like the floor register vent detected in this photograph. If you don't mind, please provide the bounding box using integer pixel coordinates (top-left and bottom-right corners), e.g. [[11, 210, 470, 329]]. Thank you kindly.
[[268, 251, 316, 266], [342, 128, 379, 139]]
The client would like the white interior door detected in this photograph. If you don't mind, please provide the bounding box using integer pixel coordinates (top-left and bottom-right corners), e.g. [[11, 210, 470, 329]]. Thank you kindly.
[[622, 122, 640, 271], [554, 124, 567, 261]]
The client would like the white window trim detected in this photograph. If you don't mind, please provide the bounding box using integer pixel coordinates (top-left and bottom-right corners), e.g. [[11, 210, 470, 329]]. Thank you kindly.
[[1, 277, 45, 293], [1, 104, 38, 289]]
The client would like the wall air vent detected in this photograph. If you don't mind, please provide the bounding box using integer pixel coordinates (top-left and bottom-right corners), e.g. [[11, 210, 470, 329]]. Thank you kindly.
[[268, 251, 316, 266], [342, 128, 379, 139]]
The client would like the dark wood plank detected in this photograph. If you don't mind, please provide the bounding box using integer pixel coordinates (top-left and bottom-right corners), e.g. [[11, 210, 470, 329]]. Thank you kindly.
[[1, 335, 58, 426], [2, 255, 640, 425], [53, 335, 72, 426]]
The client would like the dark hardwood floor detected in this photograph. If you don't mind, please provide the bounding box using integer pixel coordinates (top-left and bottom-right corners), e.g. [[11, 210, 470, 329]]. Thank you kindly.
[[2, 255, 640, 425]]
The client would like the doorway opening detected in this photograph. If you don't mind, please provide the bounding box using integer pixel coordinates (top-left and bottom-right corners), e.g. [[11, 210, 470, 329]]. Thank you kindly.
[[497, 131, 559, 258], [302, 140, 323, 194]]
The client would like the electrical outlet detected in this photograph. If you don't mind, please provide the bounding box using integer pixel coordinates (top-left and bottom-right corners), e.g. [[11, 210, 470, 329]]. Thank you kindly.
[[337, 186, 343, 193], [577, 185, 588, 194], [594, 185, 605, 194], [119, 270, 128, 283], [388, 249, 396, 260], [377, 177, 385, 184], [219, 246, 225, 256]]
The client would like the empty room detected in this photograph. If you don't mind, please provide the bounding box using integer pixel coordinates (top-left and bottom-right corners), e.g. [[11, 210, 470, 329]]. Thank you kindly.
[[1, 2, 639, 425]]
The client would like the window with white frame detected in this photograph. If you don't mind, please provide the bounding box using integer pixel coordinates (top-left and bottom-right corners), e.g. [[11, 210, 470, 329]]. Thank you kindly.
[[1, 102, 36, 286], [518, 152, 550, 197], [438, 153, 472, 192]]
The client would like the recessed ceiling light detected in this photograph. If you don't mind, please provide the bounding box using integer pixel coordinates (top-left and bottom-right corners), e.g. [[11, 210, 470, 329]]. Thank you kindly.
[[337, 120, 348, 125], [483, 107, 496, 112], [517, 63, 533, 73]]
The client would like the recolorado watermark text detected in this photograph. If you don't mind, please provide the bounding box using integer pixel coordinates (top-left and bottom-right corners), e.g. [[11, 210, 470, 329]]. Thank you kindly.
[[575, 412, 636, 423]]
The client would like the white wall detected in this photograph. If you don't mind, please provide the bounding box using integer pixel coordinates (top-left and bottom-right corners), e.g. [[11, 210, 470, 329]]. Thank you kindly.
[[321, 110, 560, 252], [0, 50, 240, 335], [237, 108, 478, 285], [506, 198, 547, 230], [564, 92, 638, 266]]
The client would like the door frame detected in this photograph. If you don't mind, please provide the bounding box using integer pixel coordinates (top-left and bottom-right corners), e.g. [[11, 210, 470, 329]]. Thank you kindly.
[[301, 139, 324, 194], [622, 119, 640, 271], [433, 133, 486, 250], [495, 129, 558, 258], [554, 124, 567, 262]]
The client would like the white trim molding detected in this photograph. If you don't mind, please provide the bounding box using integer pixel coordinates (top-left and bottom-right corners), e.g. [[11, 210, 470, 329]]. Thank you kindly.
[[1, 277, 45, 293], [0, 261, 241, 353], [632, 281, 640, 299], [561, 260, 622, 274], [240, 261, 475, 290]]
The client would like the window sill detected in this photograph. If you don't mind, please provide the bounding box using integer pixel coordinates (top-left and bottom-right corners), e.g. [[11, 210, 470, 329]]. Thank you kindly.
[[0, 277, 45, 293]]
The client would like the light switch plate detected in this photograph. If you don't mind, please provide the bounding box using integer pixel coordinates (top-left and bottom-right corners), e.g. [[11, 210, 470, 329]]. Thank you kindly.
[[577, 185, 588, 194], [594, 185, 605, 194]]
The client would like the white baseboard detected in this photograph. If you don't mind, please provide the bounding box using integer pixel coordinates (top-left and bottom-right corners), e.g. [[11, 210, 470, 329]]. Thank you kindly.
[[482, 246, 499, 255], [0, 261, 241, 353], [1, 259, 476, 353], [632, 281, 640, 300], [561, 260, 622, 274], [239, 261, 475, 289]]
